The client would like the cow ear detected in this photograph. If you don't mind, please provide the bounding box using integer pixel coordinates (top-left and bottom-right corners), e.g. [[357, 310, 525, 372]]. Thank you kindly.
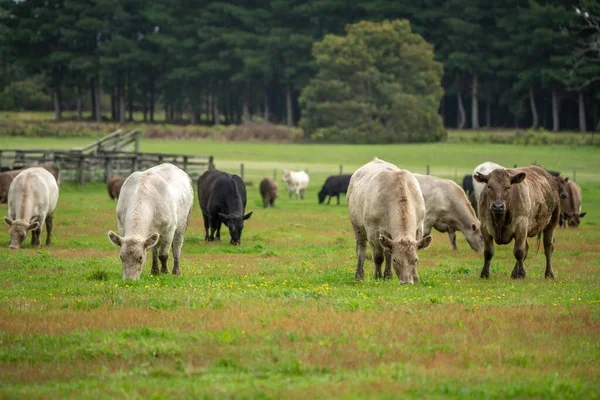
[[144, 233, 160, 249], [27, 222, 40, 231], [564, 177, 568, 182], [243, 211, 253, 220], [510, 172, 526, 184], [4, 217, 13, 226], [579, 212, 586, 218], [418, 235, 433, 250], [473, 172, 488, 183], [108, 230, 122, 247], [378, 234, 394, 250], [218, 213, 229, 223]]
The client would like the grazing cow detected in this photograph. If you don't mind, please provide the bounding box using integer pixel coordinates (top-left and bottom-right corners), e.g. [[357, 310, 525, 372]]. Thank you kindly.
[[0, 164, 59, 203], [348, 158, 432, 284], [259, 177, 278, 208], [561, 180, 586, 228], [107, 176, 126, 200], [318, 174, 352, 205], [107, 163, 194, 280], [474, 165, 560, 279], [462, 174, 474, 195], [281, 170, 309, 199], [413, 174, 484, 252], [472, 162, 503, 210], [4, 167, 59, 250], [198, 169, 252, 245]]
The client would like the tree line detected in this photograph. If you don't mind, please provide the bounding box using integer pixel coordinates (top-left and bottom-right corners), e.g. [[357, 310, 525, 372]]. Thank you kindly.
[[0, 0, 598, 133]]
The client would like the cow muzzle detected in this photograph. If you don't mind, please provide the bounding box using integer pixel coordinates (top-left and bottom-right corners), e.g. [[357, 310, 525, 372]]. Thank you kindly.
[[560, 192, 568, 199], [491, 202, 505, 214], [9, 245, 19, 251]]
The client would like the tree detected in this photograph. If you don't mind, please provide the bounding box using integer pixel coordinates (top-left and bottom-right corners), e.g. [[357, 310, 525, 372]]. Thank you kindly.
[[300, 19, 445, 143]]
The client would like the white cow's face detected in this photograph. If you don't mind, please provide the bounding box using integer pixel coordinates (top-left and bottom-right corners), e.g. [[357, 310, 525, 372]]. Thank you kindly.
[[108, 231, 159, 280], [4, 217, 39, 250], [379, 235, 432, 284], [281, 170, 291, 183]]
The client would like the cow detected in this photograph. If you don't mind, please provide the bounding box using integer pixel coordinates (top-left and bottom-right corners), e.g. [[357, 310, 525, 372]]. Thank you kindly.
[[107, 163, 194, 280], [107, 176, 126, 200], [281, 170, 309, 199], [474, 165, 560, 279], [318, 174, 352, 205], [413, 174, 484, 252], [561, 180, 586, 228], [348, 158, 432, 284], [259, 177, 278, 208], [462, 174, 474, 195], [4, 167, 59, 250], [198, 169, 252, 245], [472, 161, 503, 210]]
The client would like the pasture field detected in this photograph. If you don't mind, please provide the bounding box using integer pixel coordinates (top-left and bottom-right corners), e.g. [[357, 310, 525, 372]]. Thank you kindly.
[[0, 139, 599, 398]]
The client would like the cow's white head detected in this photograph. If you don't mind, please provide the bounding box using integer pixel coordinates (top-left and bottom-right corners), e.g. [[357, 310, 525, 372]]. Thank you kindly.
[[4, 217, 39, 250], [108, 230, 159, 280], [378, 234, 432, 284]]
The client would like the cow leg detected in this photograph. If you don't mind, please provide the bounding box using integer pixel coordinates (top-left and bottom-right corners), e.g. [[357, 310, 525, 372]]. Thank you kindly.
[[151, 246, 160, 275], [216, 220, 222, 240], [383, 250, 393, 279], [543, 212, 559, 279], [353, 226, 367, 281], [448, 228, 457, 251], [31, 224, 41, 247], [510, 232, 528, 279], [336, 194, 340, 205], [371, 244, 384, 280], [300, 189, 305, 200], [327, 195, 331, 205], [480, 231, 495, 279], [158, 241, 170, 274], [45, 214, 53, 246], [208, 216, 218, 241], [202, 213, 210, 240], [171, 232, 184, 276], [288, 190, 293, 199]]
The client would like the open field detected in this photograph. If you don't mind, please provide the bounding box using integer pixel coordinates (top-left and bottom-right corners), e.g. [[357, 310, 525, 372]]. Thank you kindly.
[[1, 138, 599, 398]]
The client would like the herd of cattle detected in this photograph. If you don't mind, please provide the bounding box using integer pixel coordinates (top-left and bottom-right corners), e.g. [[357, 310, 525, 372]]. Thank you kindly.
[[0, 157, 586, 282]]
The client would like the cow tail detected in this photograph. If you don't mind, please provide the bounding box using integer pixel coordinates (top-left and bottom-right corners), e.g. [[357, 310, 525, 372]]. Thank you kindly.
[[535, 232, 541, 255]]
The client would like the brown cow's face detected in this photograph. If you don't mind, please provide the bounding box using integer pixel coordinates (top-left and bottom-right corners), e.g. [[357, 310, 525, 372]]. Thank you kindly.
[[566, 212, 586, 228], [4, 217, 39, 250], [474, 169, 526, 215], [554, 176, 569, 200], [379, 235, 432, 284], [108, 231, 159, 280]]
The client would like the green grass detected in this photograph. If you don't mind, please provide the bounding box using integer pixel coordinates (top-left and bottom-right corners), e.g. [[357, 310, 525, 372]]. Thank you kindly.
[[0, 137, 599, 398]]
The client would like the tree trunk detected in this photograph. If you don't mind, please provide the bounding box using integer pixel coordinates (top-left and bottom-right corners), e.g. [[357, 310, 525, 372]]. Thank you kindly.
[[213, 95, 220, 125], [285, 85, 293, 126], [76, 87, 83, 122], [143, 89, 148, 122], [242, 97, 249, 123], [578, 91, 586, 132], [119, 77, 125, 124], [111, 92, 116, 121], [264, 91, 269, 122], [551, 86, 559, 132], [128, 73, 133, 121], [456, 74, 466, 129], [94, 78, 102, 123], [90, 79, 96, 121], [528, 86, 538, 129], [52, 89, 61, 121], [471, 73, 479, 129], [149, 76, 155, 122], [486, 97, 491, 128]]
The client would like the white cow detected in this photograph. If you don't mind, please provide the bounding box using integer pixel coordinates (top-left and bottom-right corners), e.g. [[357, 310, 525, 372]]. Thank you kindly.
[[281, 170, 309, 199], [348, 158, 432, 284], [413, 174, 484, 252], [472, 162, 503, 211], [108, 163, 194, 280], [4, 167, 59, 250]]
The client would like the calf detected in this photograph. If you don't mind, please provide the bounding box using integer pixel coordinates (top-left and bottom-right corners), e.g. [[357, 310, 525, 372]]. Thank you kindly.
[[281, 170, 309, 199], [318, 174, 352, 205], [348, 158, 432, 284], [259, 177, 278, 208], [198, 169, 252, 245], [4, 167, 59, 250], [414, 174, 484, 252], [561, 180, 586, 228], [107, 176, 126, 200], [107, 163, 194, 280], [474, 165, 560, 279]]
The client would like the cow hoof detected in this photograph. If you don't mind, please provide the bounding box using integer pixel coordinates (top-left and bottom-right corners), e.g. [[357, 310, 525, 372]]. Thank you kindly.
[[151, 269, 160, 276], [480, 273, 489, 279], [545, 272, 555, 279]]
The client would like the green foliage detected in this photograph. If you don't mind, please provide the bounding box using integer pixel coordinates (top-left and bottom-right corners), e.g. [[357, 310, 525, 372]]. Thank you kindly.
[[300, 20, 446, 143], [0, 76, 52, 111]]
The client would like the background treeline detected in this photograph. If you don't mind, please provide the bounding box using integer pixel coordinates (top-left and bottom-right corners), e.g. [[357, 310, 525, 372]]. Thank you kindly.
[[0, 0, 598, 132]]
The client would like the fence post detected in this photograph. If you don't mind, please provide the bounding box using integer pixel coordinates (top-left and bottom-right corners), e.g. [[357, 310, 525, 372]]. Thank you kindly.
[[339, 165, 343, 175], [183, 156, 189, 173], [77, 154, 85, 185], [573, 168, 576, 182], [208, 156, 215, 170], [240, 163, 245, 180], [132, 154, 138, 174], [104, 156, 112, 182], [426, 164, 430, 175], [134, 131, 140, 153]]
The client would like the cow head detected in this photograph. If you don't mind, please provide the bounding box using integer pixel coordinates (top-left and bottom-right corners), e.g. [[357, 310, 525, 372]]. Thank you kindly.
[[281, 170, 291, 184], [108, 230, 159, 280], [4, 217, 39, 250], [464, 222, 485, 252], [219, 212, 252, 245], [474, 169, 526, 216], [554, 176, 569, 200], [566, 212, 586, 228], [379, 234, 432, 284], [317, 190, 327, 204]]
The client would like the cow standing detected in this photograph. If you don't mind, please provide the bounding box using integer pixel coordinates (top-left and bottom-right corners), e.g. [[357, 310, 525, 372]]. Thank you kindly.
[[198, 169, 252, 245], [561, 180, 586, 227], [107, 163, 194, 280], [107, 176, 127, 200], [348, 158, 432, 284], [281, 170, 309, 199], [413, 174, 484, 252], [259, 178, 278, 208], [474, 165, 560, 279], [4, 167, 59, 250], [318, 174, 352, 205]]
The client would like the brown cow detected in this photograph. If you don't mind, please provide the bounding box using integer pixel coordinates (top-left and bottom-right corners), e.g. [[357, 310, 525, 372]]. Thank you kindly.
[[107, 176, 127, 200], [561, 180, 586, 228], [474, 165, 560, 279], [259, 177, 278, 208], [0, 169, 24, 203]]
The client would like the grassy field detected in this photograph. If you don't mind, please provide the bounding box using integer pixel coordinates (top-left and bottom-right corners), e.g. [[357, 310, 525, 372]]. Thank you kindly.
[[0, 137, 599, 398]]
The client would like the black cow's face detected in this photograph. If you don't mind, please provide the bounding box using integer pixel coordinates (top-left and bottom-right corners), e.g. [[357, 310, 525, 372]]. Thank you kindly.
[[554, 176, 569, 200], [318, 190, 327, 204], [219, 212, 253, 245], [474, 169, 526, 215]]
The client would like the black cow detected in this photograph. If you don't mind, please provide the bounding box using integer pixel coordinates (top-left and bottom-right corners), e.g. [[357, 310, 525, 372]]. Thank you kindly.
[[462, 174, 474, 195], [318, 174, 352, 205], [197, 169, 252, 245]]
